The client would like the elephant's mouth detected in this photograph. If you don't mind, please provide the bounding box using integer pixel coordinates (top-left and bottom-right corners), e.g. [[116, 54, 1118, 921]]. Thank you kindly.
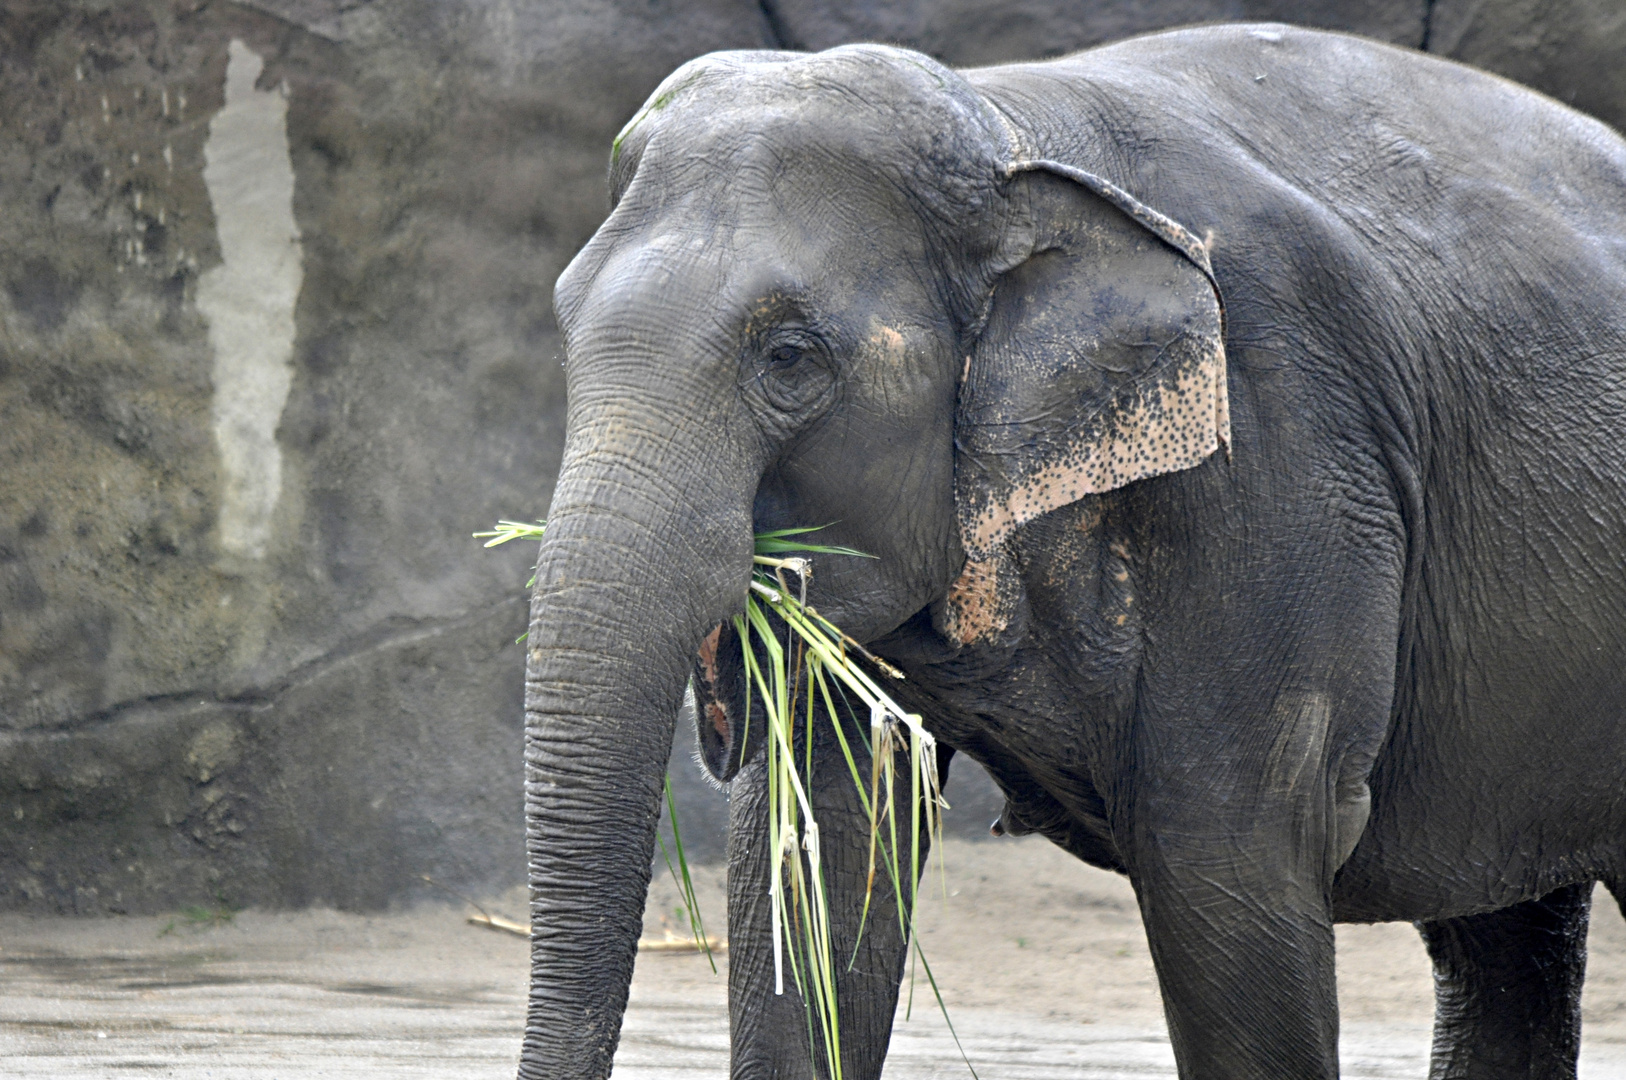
[[696, 624, 730, 741], [693, 620, 753, 781]]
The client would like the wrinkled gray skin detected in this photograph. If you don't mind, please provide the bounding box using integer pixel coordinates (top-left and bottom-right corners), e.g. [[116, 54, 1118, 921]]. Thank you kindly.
[[522, 24, 1626, 1080]]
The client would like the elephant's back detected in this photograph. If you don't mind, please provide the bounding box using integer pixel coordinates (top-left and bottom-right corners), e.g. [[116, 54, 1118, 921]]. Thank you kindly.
[[967, 23, 1626, 261]]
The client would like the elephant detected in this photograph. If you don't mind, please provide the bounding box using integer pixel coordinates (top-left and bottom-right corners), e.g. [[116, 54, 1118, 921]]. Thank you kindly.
[[519, 21, 1626, 1080]]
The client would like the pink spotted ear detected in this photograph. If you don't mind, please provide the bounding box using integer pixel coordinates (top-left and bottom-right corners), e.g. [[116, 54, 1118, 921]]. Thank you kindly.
[[954, 161, 1229, 564]]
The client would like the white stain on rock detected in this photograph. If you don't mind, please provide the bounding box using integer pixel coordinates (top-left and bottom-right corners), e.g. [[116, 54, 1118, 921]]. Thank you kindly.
[[198, 40, 303, 560]]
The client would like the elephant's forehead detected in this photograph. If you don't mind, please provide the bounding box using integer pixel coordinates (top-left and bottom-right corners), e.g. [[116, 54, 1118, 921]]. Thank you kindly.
[[635, 100, 911, 185], [642, 44, 978, 135], [605, 131, 929, 281], [622, 47, 1001, 191]]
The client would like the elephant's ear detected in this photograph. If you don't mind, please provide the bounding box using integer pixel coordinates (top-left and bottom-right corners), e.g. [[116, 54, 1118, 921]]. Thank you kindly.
[[941, 161, 1227, 645], [956, 161, 1228, 559]]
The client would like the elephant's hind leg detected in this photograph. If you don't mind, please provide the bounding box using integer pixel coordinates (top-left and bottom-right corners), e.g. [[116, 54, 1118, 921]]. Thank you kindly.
[[1417, 882, 1592, 1080]]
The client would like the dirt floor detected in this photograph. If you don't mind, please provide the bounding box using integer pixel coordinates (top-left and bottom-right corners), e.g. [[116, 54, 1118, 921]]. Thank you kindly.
[[4, 837, 1626, 1078]]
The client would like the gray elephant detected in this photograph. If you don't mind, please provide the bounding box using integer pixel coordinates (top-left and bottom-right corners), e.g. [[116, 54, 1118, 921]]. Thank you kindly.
[[519, 22, 1626, 1080]]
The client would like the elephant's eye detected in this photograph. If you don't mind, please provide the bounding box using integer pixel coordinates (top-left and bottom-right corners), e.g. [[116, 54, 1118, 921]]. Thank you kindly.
[[747, 329, 836, 415], [767, 343, 804, 369]]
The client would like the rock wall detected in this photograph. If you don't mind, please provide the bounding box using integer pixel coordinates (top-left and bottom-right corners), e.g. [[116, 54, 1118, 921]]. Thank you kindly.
[[2, 0, 1622, 914]]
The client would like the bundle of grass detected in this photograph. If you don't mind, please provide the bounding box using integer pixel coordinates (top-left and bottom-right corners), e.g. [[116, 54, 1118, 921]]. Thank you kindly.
[[477, 520, 971, 1078]]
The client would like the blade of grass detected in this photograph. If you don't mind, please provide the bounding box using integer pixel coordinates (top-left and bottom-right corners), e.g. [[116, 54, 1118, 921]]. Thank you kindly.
[[751, 525, 874, 559], [661, 774, 715, 972], [912, 939, 980, 1079], [473, 519, 548, 547]]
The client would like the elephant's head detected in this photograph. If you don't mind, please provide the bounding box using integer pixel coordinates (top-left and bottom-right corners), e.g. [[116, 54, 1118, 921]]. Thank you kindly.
[[521, 44, 1226, 1080]]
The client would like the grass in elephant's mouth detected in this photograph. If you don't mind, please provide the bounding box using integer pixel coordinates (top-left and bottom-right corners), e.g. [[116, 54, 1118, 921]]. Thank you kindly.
[[477, 520, 975, 1079]]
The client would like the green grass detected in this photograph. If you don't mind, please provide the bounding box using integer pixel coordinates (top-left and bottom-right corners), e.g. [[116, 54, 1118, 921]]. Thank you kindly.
[[478, 519, 974, 1079]]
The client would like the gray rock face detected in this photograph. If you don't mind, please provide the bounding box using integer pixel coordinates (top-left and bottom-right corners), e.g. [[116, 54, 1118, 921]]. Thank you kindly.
[[1, 0, 761, 914], [3, 0, 1623, 914]]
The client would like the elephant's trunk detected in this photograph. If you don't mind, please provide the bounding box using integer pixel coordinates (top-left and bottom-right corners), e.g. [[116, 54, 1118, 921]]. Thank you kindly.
[[517, 396, 753, 1079]]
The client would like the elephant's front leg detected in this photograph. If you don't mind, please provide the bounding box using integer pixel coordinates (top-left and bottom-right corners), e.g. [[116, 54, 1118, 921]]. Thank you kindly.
[[725, 708, 930, 1080], [1127, 693, 1358, 1079]]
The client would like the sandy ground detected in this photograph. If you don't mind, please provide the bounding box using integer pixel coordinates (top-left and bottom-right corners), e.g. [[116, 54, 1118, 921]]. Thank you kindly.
[[4, 837, 1626, 1078]]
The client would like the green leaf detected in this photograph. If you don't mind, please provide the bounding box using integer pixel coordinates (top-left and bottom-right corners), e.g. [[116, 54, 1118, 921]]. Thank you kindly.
[[752, 524, 873, 559], [473, 519, 548, 547]]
